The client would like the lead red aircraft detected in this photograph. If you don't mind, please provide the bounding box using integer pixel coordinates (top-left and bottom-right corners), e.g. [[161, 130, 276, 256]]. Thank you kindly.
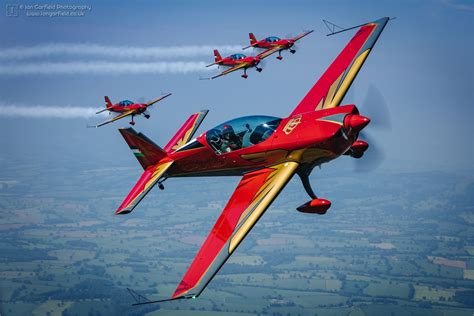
[[203, 48, 281, 80], [116, 17, 390, 304], [243, 30, 314, 60], [92, 93, 171, 127]]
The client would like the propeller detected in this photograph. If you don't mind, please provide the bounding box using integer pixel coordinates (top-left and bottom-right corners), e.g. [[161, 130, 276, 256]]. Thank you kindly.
[[362, 84, 391, 130], [354, 131, 386, 172], [353, 85, 391, 172]]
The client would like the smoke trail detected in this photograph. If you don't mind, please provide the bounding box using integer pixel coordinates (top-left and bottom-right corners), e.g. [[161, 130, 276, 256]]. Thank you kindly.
[[0, 61, 212, 75], [0, 104, 106, 118], [0, 44, 242, 60]]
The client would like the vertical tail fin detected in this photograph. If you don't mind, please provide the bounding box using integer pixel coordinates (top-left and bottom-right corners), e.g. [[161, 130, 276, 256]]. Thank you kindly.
[[213, 49, 222, 63], [104, 96, 113, 108], [116, 128, 173, 215], [119, 128, 168, 170], [242, 33, 258, 50], [249, 33, 257, 45]]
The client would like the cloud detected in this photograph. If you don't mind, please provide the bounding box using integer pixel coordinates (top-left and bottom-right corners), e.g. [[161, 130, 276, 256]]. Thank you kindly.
[[0, 61, 212, 75], [0, 43, 242, 60], [0, 104, 106, 118], [440, 0, 474, 12]]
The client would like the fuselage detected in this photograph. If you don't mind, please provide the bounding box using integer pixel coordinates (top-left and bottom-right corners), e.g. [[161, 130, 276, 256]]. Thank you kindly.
[[166, 105, 360, 177], [220, 53, 259, 68], [109, 102, 147, 114], [255, 38, 293, 50]]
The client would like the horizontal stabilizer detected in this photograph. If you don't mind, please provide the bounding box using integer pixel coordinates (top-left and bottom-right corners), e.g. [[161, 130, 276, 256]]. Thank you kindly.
[[115, 160, 173, 215]]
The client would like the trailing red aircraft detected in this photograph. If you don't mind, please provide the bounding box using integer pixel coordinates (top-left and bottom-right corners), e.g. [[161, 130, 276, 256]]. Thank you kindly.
[[117, 17, 390, 304], [243, 30, 314, 60], [203, 48, 281, 80], [91, 93, 171, 127]]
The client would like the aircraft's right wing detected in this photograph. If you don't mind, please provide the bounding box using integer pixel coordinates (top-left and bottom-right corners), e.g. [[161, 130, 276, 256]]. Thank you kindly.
[[171, 161, 299, 299], [290, 17, 389, 116]]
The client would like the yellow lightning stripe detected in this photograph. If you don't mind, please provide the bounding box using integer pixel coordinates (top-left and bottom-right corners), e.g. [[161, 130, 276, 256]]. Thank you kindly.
[[171, 118, 199, 151], [229, 162, 298, 252], [327, 49, 371, 109], [124, 161, 173, 209]]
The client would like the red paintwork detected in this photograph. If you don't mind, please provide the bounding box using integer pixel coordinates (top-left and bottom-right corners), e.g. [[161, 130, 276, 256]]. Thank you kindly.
[[164, 112, 204, 152], [252, 38, 295, 51], [297, 199, 332, 214], [343, 114, 371, 132], [213, 50, 261, 69], [116, 165, 158, 214], [167, 105, 359, 177], [107, 102, 148, 115], [291, 23, 377, 116], [173, 167, 272, 297], [351, 140, 369, 153]]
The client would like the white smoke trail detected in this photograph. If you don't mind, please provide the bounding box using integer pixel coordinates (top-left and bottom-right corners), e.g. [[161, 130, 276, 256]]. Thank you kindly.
[[0, 61, 213, 75], [0, 104, 106, 118], [0, 44, 242, 60]]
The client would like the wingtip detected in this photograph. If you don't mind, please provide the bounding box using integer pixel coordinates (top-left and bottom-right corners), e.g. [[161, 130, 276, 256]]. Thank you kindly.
[[115, 207, 132, 215]]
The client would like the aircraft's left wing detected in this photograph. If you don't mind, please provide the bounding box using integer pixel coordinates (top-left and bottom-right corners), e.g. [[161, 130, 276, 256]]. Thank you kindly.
[[171, 161, 298, 299], [95, 110, 135, 128]]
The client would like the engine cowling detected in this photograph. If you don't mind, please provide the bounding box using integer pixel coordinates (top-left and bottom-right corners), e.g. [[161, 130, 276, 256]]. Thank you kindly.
[[345, 140, 369, 158], [297, 199, 331, 215]]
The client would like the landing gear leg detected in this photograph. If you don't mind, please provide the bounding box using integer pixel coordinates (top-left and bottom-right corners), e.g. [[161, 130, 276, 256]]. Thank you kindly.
[[129, 115, 136, 125], [296, 165, 331, 214], [277, 50, 283, 60], [241, 68, 248, 79]]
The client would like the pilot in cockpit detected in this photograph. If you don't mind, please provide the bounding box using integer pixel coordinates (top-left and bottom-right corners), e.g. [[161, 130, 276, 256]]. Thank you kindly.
[[221, 125, 242, 152]]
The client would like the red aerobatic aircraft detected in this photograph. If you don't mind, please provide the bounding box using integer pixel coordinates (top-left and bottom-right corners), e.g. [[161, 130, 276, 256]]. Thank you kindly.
[[116, 17, 390, 303], [92, 93, 171, 127], [204, 48, 282, 80], [243, 30, 314, 60]]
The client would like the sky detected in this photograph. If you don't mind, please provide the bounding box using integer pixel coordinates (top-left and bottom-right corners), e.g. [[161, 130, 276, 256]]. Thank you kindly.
[[0, 0, 473, 175]]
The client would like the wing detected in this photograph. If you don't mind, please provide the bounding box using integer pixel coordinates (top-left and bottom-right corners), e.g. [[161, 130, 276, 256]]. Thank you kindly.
[[95, 110, 135, 127], [171, 162, 298, 299], [290, 17, 389, 116], [256, 46, 282, 59], [291, 30, 314, 42], [146, 93, 172, 107], [206, 63, 248, 80], [163, 110, 209, 152]]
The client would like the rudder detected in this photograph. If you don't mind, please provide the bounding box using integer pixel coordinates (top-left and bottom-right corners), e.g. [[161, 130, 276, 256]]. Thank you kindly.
[[119, 128, 168, 169]]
